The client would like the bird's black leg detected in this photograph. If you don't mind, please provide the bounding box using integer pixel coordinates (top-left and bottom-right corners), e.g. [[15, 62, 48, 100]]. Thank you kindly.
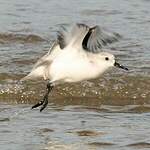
[[32, 82, 54, 112]]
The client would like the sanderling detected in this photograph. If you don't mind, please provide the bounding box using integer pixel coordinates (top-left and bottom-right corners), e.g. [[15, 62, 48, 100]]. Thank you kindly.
[[22, 23, 128, 111]]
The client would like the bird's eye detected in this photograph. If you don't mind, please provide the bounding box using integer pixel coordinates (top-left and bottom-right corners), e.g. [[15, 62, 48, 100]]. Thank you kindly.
[[105, 57, 109, 61]]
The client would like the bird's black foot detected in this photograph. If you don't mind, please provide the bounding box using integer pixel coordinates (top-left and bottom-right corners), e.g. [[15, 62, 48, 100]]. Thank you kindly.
[[32, 100, 44, 109], [31, 94, 48, 112], [39, 93, 49, 112], [32, 83, 53, 112]]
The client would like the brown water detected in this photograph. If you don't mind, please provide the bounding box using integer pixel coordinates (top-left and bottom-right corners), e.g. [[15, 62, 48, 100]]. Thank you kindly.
[[0, 0, 150, 149]]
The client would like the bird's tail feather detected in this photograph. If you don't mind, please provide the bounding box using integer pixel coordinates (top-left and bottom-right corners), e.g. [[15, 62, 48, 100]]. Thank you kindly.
[[21, 42, 60, 82], [21, 66, 46, 81]]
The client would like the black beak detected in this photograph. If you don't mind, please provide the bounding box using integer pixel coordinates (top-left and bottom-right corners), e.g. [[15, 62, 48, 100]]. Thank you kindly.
[[114, 61, 128, 71]]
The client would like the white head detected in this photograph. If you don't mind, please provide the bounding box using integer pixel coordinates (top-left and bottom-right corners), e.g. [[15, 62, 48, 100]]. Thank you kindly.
[[95, 52, 128, 73]]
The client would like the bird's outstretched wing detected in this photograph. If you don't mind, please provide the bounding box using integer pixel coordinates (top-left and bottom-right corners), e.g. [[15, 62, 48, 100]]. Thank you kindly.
[[57, 23, 121, 53], [57, 23, 89, 49], [82, 25, 121, 53]]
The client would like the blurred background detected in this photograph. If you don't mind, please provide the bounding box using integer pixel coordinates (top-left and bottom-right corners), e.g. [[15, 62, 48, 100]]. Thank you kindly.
[[0, 0, 150, 150]]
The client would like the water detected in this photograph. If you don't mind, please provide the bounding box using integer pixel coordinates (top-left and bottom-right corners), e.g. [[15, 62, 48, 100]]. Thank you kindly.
[[1, 103, 150, 150], [0, 0, 150, 149]]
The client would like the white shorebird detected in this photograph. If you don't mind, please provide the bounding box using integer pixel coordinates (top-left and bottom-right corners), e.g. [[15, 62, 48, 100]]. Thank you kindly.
[[22, 23, 128, 111]]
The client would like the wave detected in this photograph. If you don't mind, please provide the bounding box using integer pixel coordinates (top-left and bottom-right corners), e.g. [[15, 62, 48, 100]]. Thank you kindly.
[[81, 9, 122, 16], [0, 73, 150, 110], [0, 33, 46, 44], [126, 142, 150, 148]]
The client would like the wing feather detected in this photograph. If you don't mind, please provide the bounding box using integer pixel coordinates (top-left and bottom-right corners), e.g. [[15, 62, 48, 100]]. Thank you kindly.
[[57, 23, 89, 49], [57, 23, 121, 53], [82, 25, 121, 53]]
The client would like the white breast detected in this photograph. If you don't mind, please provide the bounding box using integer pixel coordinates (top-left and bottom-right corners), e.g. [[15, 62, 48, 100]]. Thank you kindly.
[[49, 47, 105, 83]]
